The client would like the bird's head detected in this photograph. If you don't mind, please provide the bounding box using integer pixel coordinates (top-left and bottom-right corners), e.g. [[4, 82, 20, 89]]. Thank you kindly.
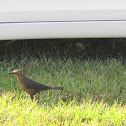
[[8, 69, 22, 76]]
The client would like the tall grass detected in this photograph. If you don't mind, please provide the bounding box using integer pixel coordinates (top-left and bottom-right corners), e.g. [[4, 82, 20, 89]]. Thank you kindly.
[[0, 57, 126, 125], [1, 58, 126, 104]]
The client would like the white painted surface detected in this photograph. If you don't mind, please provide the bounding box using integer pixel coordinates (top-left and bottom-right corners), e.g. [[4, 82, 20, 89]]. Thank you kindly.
[[0, 21, 126, 40], [0, 0, 126, 22], [0, 0, 126, 40]]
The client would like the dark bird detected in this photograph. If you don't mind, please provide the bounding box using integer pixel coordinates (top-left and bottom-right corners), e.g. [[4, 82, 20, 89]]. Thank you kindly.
[[8, 69, 64, 101]]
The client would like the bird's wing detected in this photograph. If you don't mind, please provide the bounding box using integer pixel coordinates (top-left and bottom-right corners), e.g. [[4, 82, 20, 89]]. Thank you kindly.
[[24, 77, 51, 90]]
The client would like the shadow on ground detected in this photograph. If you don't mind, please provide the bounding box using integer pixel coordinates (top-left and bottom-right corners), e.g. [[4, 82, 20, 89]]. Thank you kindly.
[[1, 38, 126, 61]]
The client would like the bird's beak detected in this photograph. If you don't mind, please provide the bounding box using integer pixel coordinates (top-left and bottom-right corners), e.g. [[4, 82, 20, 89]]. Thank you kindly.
[[8, 72, 15, 74]]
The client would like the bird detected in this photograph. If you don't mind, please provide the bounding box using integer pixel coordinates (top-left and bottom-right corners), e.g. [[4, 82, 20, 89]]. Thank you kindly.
[[8, 69, 64, 101]]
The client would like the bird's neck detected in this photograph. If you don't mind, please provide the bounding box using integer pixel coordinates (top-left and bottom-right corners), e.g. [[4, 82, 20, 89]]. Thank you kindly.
[[16, 74, 26, 85]]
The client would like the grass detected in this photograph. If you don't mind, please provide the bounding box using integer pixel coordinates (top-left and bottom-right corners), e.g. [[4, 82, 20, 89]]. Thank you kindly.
[[0, 93, 126, 126], [0, 57, 126, 125]]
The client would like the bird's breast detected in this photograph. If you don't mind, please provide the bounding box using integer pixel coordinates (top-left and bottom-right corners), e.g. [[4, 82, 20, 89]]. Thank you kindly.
[[17, 77, 27, 89], [16, 77, 36, 95]]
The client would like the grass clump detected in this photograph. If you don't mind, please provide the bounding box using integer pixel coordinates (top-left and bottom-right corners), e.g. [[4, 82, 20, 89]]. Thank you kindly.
[[0, 57, 126, 125], [0, 92, 126, 126]]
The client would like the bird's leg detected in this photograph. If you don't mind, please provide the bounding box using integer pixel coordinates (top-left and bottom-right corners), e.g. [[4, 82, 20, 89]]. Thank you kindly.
[[36, 93, 40, 103], [30, 95, 34, 101]]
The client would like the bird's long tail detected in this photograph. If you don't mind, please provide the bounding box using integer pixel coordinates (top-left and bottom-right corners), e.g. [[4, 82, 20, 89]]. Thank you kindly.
[[51, 87, 64, 90]]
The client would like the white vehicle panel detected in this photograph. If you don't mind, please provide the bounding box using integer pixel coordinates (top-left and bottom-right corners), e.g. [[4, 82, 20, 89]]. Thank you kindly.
[[0, 0, 126, 40], [1, 0, 126, 22], [1, 21, 126, 40]]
